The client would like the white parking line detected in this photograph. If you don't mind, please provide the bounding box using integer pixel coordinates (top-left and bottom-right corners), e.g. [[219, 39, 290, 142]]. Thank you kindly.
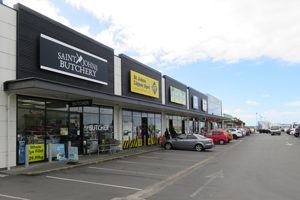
[[88, 166, 166, 177], [46, 176, 142, 191], [138, 155, 196, 163], [116, 160, 186, 168], [0, 194, 30, 200]]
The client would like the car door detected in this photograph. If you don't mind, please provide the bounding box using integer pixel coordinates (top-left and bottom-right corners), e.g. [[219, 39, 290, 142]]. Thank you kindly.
[[173, 134, 187, 149], [186, 135, 198, 149]]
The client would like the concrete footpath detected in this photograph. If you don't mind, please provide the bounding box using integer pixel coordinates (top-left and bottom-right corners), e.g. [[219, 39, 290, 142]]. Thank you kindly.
[[0, 146, 162, 176]]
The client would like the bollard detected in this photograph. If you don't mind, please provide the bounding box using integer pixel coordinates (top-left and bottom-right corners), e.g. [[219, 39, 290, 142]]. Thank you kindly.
[[25, 145, 29, 168], [48, 144, 52, 163], [150, 135, 152, 147]]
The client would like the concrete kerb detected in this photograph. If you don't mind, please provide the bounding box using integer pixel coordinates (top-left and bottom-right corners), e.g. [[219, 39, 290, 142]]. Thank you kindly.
[[1, 147, 163, 176]]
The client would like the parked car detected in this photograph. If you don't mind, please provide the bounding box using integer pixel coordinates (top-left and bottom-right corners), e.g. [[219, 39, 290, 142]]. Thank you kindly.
[[216, 129, 232, 142], [294, 125, 300, 137], [238, 128, 246, 136], [201, 130, 228, 145], [227, 128, 243, 139], [162, 134, 214, 151]]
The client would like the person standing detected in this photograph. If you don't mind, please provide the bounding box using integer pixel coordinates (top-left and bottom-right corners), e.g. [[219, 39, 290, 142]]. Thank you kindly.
[[164, 128, 170, 140]]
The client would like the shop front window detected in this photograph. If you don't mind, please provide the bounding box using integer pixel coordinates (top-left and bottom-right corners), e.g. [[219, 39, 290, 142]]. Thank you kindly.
[[133, 112, 141, 139], [122, 110, 132, 140], [45, 100, 68, 156], [155, 114, 162, 137], [83, 106, 99, 154], [148, 113, 155, 137], [17, 97, 46, 164], [100, 107, 114, 143]]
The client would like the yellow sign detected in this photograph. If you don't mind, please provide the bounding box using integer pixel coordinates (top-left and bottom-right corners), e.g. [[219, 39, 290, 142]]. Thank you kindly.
[[28, 144, 44, 162], [130, 70, 159, 98]]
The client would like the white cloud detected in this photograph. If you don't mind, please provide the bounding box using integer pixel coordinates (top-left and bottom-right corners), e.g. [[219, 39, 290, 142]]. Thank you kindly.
[[4, 0, 91, 40], [261, 94, 270, 98], [285, 101, 300, 106], [246, 100, 259, 105], [6, 0, 300, 67], [63, 0, 300, 66]]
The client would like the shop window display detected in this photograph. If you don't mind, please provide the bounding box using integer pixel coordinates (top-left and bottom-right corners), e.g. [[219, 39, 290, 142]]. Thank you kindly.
[[155, 114, 162, 137], [133, 112, 142, 139], [122, 110, 133, 141], [100, 107, 114, 143], [83, 106, 99, 154]]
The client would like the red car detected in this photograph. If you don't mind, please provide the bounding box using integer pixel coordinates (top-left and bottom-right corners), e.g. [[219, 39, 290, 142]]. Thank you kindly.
[[201, 130, 228, 145]]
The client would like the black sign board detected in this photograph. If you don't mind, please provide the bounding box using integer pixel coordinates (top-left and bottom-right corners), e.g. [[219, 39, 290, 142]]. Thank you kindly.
[[40, 34, 108, 85], [69, 99, 93, 107]]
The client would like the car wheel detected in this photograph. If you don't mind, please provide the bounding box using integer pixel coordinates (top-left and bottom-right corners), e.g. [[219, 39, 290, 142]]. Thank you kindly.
[[164, 143, 172, 150], [233, 135, 238, 139], [219, 140, 225, 145], [195, 144, 204, 152]]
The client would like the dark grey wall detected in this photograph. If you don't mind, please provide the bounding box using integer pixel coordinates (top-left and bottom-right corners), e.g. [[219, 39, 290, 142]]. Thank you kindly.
[[120, 54, 162, 104], [164, 75, 187, 110], [15, 4, 115, 94], [189, 87, 208, 114]]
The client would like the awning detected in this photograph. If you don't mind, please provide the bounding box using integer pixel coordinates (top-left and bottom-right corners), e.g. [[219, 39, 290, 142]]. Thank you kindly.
[[4, 78, 230, 121]]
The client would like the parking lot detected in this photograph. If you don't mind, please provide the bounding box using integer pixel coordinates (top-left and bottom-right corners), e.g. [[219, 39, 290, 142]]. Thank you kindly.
[[1, 134, 300, 200]]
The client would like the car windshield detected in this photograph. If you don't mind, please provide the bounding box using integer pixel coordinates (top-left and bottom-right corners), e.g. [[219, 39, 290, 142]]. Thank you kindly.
[[195, 135, 206, 139], [271, 126, 279, 130]]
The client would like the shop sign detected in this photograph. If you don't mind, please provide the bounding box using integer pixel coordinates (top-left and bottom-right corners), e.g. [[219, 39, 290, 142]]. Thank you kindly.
[[130, 70, 159, 98], [69, 99, 92, 107], [56, 144, 66, 161], [192, 96, 199, 109], [40, 34, 108, 85], [60, 128, 68, 136], [28, 144, 45, 163], [87, 124, 109, 132], [170, 86, 186, 105], [202, 99, 208, 112], [68, 146, 79, 161]]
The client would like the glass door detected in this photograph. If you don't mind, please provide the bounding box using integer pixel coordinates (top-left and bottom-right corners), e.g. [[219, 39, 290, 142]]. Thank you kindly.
[[69, 112, 82, 154]]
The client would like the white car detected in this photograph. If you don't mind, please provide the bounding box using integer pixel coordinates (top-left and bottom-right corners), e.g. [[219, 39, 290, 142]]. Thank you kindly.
[[227, 128, 243, 139], [238, 128, 247, 136]]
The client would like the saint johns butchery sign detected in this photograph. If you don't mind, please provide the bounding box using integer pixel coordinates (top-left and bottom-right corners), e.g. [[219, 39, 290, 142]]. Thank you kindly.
[[40, 34, 108, 85]]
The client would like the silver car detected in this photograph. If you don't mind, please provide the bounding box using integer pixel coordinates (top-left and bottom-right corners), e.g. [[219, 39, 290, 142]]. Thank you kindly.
[[162, 134, 214, 151]]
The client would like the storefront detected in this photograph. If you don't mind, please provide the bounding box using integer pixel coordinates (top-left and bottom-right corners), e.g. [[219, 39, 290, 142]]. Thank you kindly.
[[0, 3, 229, 169], [16, 95, 114, 164]]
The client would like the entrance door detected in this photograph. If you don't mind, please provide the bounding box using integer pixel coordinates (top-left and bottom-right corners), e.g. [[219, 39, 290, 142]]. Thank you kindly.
[[169, 119, 173, 130], [142, 117, 148, 146], [69, 112, 82, 154]]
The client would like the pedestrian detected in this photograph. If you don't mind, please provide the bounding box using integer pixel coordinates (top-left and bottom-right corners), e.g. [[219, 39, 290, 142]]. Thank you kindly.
[[170, 127, 177, 138], [164, 128, 170, 140]]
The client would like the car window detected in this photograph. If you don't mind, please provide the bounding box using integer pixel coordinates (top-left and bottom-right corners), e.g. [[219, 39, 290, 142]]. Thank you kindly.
[[177, 134, 187, 139], [206, 131, 213, 136], [213, 131, 222, 135], [187, 135, 197, 139]]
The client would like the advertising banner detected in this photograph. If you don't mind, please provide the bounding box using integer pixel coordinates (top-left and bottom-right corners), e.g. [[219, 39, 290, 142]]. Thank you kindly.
[[192, 96, 199, 109], [56, 144, 66, 161], [18, 140, 25, 164], [130, 70, 159, 98], [28, 144, 45, 163], [40, 34, 108, 85], [202, 99, 208, 112], [170, 86, 186, 105], [68, 146, 79, 161]]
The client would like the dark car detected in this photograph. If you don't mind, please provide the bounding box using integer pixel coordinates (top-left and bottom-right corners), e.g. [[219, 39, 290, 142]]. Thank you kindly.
[[162, 134, 214, 151]]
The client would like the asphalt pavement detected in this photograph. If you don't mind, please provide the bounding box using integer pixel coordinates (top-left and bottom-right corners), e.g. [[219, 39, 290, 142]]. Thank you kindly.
[[1, 133, 300, 200]]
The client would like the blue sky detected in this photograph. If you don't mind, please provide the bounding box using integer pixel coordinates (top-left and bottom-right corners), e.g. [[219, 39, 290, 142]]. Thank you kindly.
[[5, 0, 300, 125]]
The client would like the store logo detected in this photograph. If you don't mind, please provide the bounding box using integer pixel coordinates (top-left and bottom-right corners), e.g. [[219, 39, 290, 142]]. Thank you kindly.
[[88, 124, 109, 131], [58, 52, 98, 77], [152, 82, 157, 94]]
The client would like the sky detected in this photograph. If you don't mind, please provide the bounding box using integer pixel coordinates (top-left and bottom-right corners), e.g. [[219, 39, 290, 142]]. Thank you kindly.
[[4, 0, 300, 126]]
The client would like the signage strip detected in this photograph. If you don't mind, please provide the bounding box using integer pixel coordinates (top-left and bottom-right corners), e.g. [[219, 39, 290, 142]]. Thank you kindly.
[[41, 34, 107, 63], [41, 65, 108, 85]]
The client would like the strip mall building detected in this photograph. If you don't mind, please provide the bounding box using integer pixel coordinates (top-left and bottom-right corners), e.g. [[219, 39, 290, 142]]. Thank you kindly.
[[0, 3, 228, 169]]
